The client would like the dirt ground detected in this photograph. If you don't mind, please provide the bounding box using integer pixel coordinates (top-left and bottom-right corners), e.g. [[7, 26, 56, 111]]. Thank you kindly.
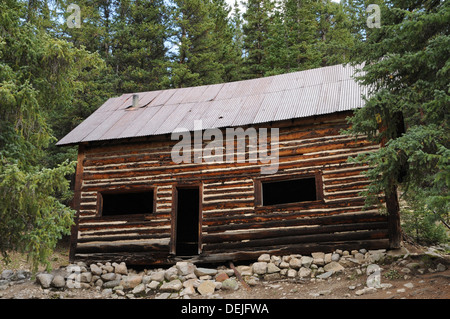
[[0, 241, 449, 300]]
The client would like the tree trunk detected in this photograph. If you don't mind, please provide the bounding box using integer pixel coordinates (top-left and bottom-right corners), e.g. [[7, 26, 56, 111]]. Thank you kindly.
[[386, 187, 401, 249]]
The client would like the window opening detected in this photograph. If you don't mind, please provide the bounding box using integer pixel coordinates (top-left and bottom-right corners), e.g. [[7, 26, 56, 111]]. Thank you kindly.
[[101, 190, 154, 216], [262, 177, 317, 206]]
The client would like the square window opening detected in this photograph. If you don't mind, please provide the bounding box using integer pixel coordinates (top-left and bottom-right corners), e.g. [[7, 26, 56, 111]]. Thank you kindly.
[[100, 190, 154, 216], [262, 177, 317, 206]]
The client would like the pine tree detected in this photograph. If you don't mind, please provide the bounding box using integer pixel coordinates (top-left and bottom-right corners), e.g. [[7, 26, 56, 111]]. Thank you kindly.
[[170, 0, 224, 88], [315, 0, 357, 66], [210, 0, 243, 82], [242, 0, 274, 79], [277, 0, 321, 72], [346, 0, 450, 245], [0, 0, 101, 271], [224, 0, 245, 81], [112, 0, 170, 93]]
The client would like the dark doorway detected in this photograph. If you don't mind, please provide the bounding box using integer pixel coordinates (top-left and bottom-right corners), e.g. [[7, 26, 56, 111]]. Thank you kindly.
[[175, 187, 200, 256]]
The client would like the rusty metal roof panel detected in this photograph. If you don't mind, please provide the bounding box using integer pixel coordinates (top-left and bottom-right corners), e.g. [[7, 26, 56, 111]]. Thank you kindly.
[[164, 87, 194, 105], [252, 90, 284, 125], [294, 85, 321, 119], [82, 109, 128, 142], [200, 99, 229, 130], [315, 81, 341, 116], [56, 109, 114, 145], [198, 83, 224, 102], [98, 108, 143, 140], [339, 78, 367, 112], [153, 103, 194, 135], [117, 105, 162, 138], [266, 72, 303, 93], [180, 85, 209, 104], [273, 87, 303, 122], [231, 94, 266, 127], [147, 89, 176, 107], [175, 100, 212, 132], [139, 90, 163, 107], [211, 97, 245, 129], [134, 104, 178, 137], [57, 64, 366, 146]]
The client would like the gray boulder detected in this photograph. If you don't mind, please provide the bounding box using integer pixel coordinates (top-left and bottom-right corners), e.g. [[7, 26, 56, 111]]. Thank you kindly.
[[222, 278, 239, 291], [51, 275, 66, 288], [252, 262, 267, 275], [195, 267, 218, 277], [36, 273, 54, 289], [90, 264, 103, 276], [114, 262, 128, 275], [160, 279, 183, 292], [120, 275, 143, 290], [176, 261, 196, 276], [1, 270, 14, 281]]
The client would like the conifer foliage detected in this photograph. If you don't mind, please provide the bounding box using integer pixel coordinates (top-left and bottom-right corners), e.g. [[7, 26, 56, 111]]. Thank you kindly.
[[0, 0, 448, 269], [347, 0, 449, 239]]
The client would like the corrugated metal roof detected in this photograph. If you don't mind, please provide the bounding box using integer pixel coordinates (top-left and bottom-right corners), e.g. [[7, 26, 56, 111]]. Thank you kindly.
[[57, 64, 365, 146]]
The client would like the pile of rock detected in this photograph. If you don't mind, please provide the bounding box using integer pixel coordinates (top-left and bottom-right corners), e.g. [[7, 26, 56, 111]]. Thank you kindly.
[[0, 269, 31, 289], [250, 248, 388, 281], [32, 260, 239, 299], [29, 248, 392, 298]]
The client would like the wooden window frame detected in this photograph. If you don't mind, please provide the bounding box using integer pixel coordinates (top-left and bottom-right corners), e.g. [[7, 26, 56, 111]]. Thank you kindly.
[[96, 186, 156, 218], [254, 172, 324, 209]]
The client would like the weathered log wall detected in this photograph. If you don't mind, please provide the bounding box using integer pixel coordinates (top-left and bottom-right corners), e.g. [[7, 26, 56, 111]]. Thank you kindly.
[[71, 111, 389, 265]]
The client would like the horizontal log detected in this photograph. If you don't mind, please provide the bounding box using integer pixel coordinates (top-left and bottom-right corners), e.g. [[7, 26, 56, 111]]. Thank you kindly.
[[202, 204, 366, 220], [76, 239, 170, 254], [202, 200, 254, 211], [77, 232, 171, 243], [79, 160, 367, 193], [82, 138, 374, 172], [323, 176, 369, 187], [324, 191, 363, 200], [189, 239, 390, 264], [203, 197, 368, 219], [203, 211, 387, 233], [203, 193, 254, 202], [203, 221, 389, 244], [80, 146, 378, 182], [325, 181, 370, 192], [79, 217, 170, 230], [203, 229, 388, 252], [74, 252, 172, 266], [82, 114, 353, 158]]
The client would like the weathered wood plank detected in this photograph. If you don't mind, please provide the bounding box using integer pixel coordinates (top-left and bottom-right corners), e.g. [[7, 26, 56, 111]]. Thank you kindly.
[[203, 211, 387, 232], [203, 222, 389, 244], [203, 229, 389, 252]]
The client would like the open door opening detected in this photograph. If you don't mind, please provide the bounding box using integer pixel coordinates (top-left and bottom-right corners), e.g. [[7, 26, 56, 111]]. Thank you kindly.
[[175, 187, 200, 256]]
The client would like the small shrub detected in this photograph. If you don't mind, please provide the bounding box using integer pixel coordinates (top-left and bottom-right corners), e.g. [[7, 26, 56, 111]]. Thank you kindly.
[[383, 269, 401, 280], [401, 207, 448, 245]]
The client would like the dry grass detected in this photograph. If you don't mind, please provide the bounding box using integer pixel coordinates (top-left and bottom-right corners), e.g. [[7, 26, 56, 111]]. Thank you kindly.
[[0, 237, 71, 273]]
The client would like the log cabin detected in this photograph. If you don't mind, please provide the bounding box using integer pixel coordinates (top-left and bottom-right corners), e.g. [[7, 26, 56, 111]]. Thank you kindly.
[[57, 64, 395, 266]]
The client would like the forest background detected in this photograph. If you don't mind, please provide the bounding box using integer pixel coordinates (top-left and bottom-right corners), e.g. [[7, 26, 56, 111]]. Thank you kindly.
[[0, 0, 448, 271]]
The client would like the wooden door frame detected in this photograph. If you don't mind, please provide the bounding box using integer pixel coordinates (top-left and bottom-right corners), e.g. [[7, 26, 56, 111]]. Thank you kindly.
[[170, 183, 203, 255]]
